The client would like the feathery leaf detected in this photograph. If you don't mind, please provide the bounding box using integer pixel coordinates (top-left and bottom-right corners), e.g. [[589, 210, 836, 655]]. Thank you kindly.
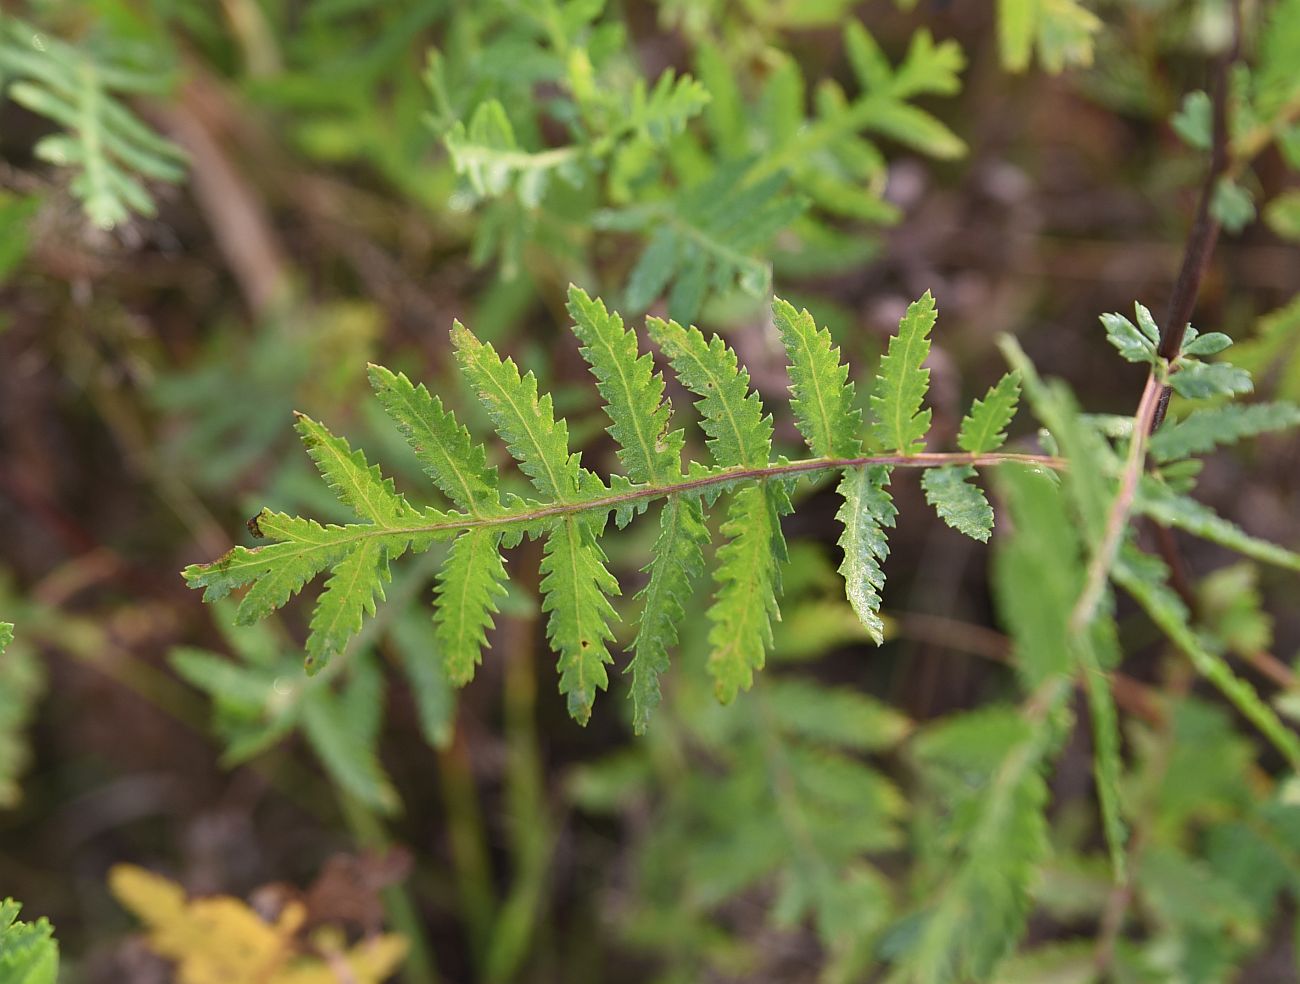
[[647, 316, 773, 467], [616, 162, 805, 324], [1169, 360, 1253, 399], [367, 364, 501, 515], [294, 414, 412, 525], [0, 18, 187, 229], [435, 529, 509, 686], [908, 704, 1061, 984], [1100, 308, 1158, 365], [836, 465, 896, 643], [183, 516, 347, 615], [300, 652, 398, 810], [1116, 549, 1300, 766], [540, 518, 621, 725], [871, 291, 937, 454], [305, 539, 392, 672], [958, 371, 1022, 453], [773, 297, 862, 458], [708, 483, 790, 704], [921, 465, 993, 542], [992, 464, 1082, 687], [1150, 402, 1300, 461], [1135, 481, 1300, 571], [1080, 623, 1128, 881], [569, 285, 683, 484], [629, 496, 709, 734], [453, 320, 582, 501]]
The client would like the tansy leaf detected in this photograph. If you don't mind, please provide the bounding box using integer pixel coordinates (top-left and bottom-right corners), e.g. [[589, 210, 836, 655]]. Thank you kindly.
[[871, 291, 937, 454]]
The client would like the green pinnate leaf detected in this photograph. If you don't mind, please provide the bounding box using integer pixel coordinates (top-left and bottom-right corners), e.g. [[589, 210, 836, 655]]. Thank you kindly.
[[1168, 360, 1253, 399], [445, 114, 571, 208], [227, 543, 344, 628], [294, 414, 412, 525], [629, 495, 709, 734], [1135, 481, 1300, 572], [453, 320, 582, 502], [1116, 548, 1300, 766], [708, 483, 790, 703], [1173, 91, 1213, 149], [921, 369, 1020, 544], [958, 371, 1022, 453], [871, 291, 937, 454], [907, 704, 1058, 983], [992, 464, 1082, 687], [835, 465, 896, 644], [614, 163, 805, 324], [183, 516, 347, 613], [1080, 624, 1128, 880], [435, 529, 509, 686], [305, 539, 393, 672], [623, 227, 678, 315], [368, 364, 500, 515], [0, 18, 186, 230], [1133, 302, 1161, 346], [1150, 401, 1300, 461], [541, 518, 621, 725], [921, 465, 993, 542], [773, 297, 862, 459], [647, 316, 773, 468], [569, 285, 683, 484], [762, 677, 909, 751], [1099, 310, 1157, 364], [624, 69, 711, 144], [0, 898, 59, 984], [299, 652, 398, 811], [997, 0, 1100, 73], [902, 464, 1102, 980]]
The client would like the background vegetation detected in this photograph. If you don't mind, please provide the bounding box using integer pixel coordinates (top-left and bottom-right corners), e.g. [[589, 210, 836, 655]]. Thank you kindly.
[[2, 0, 1300, 981]]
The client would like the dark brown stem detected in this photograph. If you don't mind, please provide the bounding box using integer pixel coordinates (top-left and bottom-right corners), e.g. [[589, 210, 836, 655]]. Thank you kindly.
[[1150, 6, 1241, 431]]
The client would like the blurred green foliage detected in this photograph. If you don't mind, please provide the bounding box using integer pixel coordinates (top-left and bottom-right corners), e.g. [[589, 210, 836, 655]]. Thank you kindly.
[[3, 1, 1300, 982]]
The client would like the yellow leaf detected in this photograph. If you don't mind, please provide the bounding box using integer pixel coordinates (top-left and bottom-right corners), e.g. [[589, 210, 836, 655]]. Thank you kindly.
[[109, 864, 406, 984]]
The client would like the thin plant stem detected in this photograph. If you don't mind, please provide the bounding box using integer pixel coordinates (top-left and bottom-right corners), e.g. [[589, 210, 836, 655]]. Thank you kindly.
[[233, 451, 1065, 559], [1070, 371, 1163, 634]]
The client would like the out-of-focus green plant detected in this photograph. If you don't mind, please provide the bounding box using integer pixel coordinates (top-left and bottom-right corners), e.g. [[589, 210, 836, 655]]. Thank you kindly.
[[182, 274, 1300, 978], [0, 11, 187, 228], [426, 3, 966, 322], [4, 1, 1300, 981]]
